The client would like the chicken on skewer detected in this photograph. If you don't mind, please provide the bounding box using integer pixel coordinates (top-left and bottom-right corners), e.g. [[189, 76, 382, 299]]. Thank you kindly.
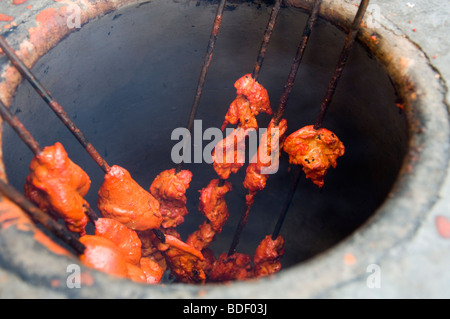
[[79, 235, 129, 278], [208, 252, 253, 282], [182, 179, 232, 280], [24, 142, 91, 235], [124, 167, 206, 284], [208, 234, 285, 282], [140, 229, 206, 284], [81, 217, 165, 284], [79, 234, 164, 284], [149, 168, 193, 229], [243, 118, 288, 204], [253, 234, 285, 278], [97, 165, 162, 231], [212, 127, 247, 180], [94, 217, 142, 265], [186, 179, 232, 251], [214, 74, 273, 180], [159, 236, 206, 284], [0, 35, 165, 238], [283, 125, 345, 188], [222, 74, 272, 130]]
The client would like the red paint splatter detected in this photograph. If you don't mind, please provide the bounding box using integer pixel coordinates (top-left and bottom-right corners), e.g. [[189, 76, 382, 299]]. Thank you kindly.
[[13, 0, 28, 5], [436, 215, 450, 238], [0, 14, 14, 22]]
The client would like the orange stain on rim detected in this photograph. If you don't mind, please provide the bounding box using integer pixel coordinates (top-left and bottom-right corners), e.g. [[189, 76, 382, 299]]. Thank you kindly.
[[344, 253, 357, 265], [0, 14, 14, 22]]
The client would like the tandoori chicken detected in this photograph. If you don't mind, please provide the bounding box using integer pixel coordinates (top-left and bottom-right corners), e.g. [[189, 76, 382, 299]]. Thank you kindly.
[[150, 168, 193, 229], [283, 125, 345, 188], [97, 165, 162, 231], [24, 142, 91, 235]]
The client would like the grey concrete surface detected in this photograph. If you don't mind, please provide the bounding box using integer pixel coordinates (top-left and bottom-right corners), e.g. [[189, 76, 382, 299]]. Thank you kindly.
[[0, 0, 448, 298]]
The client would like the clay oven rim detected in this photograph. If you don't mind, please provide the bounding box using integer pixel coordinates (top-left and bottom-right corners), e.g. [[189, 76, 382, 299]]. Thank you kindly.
[[0, 0, 448, 298]]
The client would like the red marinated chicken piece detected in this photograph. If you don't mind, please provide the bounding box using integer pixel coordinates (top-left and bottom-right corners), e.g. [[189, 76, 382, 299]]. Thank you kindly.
[[243, 119, 287, 204], [94, 217, 142, 265], [198, 179, 232, 233], [138, 229, 167, 271], [208, 252, 253, 282], [158, 233, 206, 284], [127, 257, 165, 284], [186, 179, 232, 250], [234, 74, 272, 116], [80, 233, 163, 284], [139, 257, 165, 284], [97, 165, 162, 231], [138, 228, 205, 284], [150, 168, 193, 229], [221, 74, 272, 130], [222, 95, 258, 130], [212, 128, 246, 180], [186, 221, 216, 251], [283, 125, 345, 188], [253, 234, 285, 278], [24, 142, 91, 235], [126, 263, 148, 283], [79, 235, 128, 278]]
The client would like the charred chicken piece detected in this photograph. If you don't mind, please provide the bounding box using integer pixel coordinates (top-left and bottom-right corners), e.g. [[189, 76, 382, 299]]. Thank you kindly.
[[243, 119, 288, 198], [234, 74, 272, 117], [200, 248, 216, 276], [208, 252, 253, 282], [24, 142, 91, 235], [283, 125, 345, 188], [139, 228, 205, 284], [138, 229, 167, 271], [150, 168, 193, 229], [186, 221, 216, 251], [94, 217, 142, 265], [158, 233, 206, 284], [79, 235, 128, 278], [212, 128, 247, 180], [97, 165, 162, 231], [253, 234, 285, 278]]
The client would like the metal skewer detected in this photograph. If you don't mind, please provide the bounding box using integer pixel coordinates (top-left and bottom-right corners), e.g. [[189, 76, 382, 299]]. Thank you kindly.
[[0, 100, 100, 223], [271, 166, 301, 239], [314, 0, 370, 129], [227, 0, 322, 256], [251, 0, 282, 81], [0, 36, 165, 240], [272, 0, 322, 126], [272, 0, 370, 239], [176, 0, 227, 173], [0, 100, 87, 253], [0, 35, 110, 174], [218, 0, 282, 190]]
